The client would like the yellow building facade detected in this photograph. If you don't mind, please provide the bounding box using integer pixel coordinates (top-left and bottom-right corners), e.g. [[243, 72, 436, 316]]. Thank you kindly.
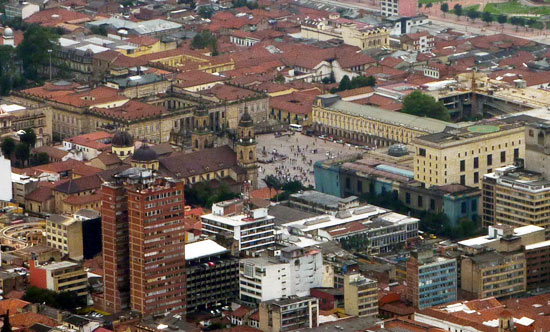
[[300, 21, 389, 50], [412, 120, 527, 188], [312, 94, 453, 146]]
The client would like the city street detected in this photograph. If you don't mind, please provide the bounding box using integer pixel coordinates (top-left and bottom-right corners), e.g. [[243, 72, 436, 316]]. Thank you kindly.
[[256, 132, 359, 188]]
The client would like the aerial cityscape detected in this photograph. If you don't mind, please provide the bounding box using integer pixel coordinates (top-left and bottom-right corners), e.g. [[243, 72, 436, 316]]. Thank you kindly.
[[1, 0, 550, 331]]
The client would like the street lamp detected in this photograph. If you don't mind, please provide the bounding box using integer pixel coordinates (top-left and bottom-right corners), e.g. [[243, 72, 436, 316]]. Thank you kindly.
[[47, 49, 52, 81]]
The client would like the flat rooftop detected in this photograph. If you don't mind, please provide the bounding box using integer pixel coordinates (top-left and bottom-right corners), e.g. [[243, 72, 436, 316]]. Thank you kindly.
[[36, 261, 80, 271], [185, 239, 228, 261], [459, 225, 544, 248], [290, 191, 358, 210]]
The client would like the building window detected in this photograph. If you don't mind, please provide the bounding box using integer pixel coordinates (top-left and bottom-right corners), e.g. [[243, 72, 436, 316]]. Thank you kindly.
[[461, 202, 467, 214], [417, 195, 423, 208], [460, 160, 465, 172], [405, 192, 411, 204], [514, 148, 519, 160], [419, 148, 426, 157], [473, 157, 478, 169], [501, 151, 506, 163], [471, 199, 477, 212], [460, 175, 465, 185], [357, 181, 363, 192], [474, 172, 479, 184], [345, 178, 350, 189], [487, 154, 492, 166], [430, 199, 435, 211]]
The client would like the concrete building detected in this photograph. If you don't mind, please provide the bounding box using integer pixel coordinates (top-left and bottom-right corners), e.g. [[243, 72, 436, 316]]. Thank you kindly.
[[185, 240, 238, 313], [259, 296, 319, 332], [45, 215, 83, 260], [482, 165, 550, 237], [201, 199, 275, 253], [11, 173, 38, 206], [381, 0, 418, 17], [406, 250, 457, 309], [29, 261, 88, 301], [313, 95, 455, 147], [412, 118, 531, 188], [4, 2, 39, 20], [461, 249, 526, 299], [343, 273, 378, 318], [525, 122, 550, 180], [525, 240, 550, 290], [239, 247, 323, 305]]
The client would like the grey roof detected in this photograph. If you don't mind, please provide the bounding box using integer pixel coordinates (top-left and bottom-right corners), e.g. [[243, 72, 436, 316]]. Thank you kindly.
[[109, 73, 165, 88], [268, 205, 319, 225], [86, 18, 181, 35], [316, 94, 456, 133], [290, 190, 358, 210]]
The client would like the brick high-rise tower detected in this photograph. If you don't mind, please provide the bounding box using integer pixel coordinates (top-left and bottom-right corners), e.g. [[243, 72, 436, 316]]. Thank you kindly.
[[102, 168, 186, 316], [101, 178, 131, 313]]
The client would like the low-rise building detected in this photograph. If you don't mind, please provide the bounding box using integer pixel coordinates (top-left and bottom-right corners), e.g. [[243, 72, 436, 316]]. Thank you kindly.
[[461, 250, 526, 299], [29, 261, 88, 301], [63, 132, 113, 161], [482, 164, 550, 238], [343, 273, 378, 318], [406, 250, 457, 309], [201, 200, 275, 253], [45, 215, 83, 260], [412, 117, 534, 188], [259, 296, 319, 332], [239, 247, 323, 305], [185, 240, 238, 313]]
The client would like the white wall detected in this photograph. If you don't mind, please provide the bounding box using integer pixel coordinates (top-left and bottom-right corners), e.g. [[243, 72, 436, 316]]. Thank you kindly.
[[0, 155, 12, 202]]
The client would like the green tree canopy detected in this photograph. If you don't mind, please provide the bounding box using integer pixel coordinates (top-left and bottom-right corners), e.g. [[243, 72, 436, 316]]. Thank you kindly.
[[1, 138, 15, 158], [14, 143, 29, 166], [440, 3, 449, 13], [198, 6, 213, 18], [401, 90, 450, 121], [31, 152, 49, 166], [466, 8, 480, 21], [482, 11, 493, 24], [191, 30, 218, 54], [20, 128, 36, 148], [453, 4, 462, 16], [497, 14, 507, 24], [22, 286, 84, 312], [232, 0, 258, 9], [17, 24, 59, 80]]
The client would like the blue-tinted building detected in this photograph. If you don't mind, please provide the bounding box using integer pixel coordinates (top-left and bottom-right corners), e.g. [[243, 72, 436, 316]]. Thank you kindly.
[[406, 250, 457, 309]]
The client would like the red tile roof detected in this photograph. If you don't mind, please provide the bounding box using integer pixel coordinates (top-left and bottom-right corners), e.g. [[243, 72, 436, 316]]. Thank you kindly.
[[25, 187, 53, 203], [0, 299, 30, 316], [10, 312, 57, 328], [229, 306, 252, 319], [65, 131, 113, 150], [269, 91, 316, 115], [25, 8, 91, 26], [90, 100, 166, 121], [63, 193, 102, 205]]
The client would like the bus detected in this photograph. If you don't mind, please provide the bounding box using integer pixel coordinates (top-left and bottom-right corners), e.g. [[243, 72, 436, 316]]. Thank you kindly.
[[289, 124, 302, 132]]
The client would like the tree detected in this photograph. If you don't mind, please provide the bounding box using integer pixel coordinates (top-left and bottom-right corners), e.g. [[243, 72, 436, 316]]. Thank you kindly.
[[338, 75, 352, 91], [263, 175, 280, 199], [453, 4, 462, 18], [90, 24, 108, 36], [14, 143, 29, 166], [20, 128, 36, 148], [418, 2, 422, 8], [1, 138, 15, 158], [497, 14, 507, 25], [402, 90, 450, 121], [17, 24, 59, 80], [426, 3, 432, 8], [191, 30, 217, 54], [197, 6, 213, 19], [440, 3, 449, 16], [1, 312, 11, 332], [482, 11, 493, 24], [22, 286, 84, 312], [31, 152, 49, 166], [466, 8, 480, 21]]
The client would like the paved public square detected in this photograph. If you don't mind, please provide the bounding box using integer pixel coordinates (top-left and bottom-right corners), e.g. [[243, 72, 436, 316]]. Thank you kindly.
[[256, 132, 361, 189]]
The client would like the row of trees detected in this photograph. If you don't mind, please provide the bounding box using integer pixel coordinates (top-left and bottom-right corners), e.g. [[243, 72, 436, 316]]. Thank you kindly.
[[191, 30, 219, 55], [23, 286, 85, 313], [440, 3, 544, 29], [329, 75, 376, 93], [359, 191, 481, 240], [263, 175, 311, 201], [185, 182, 239, 208]]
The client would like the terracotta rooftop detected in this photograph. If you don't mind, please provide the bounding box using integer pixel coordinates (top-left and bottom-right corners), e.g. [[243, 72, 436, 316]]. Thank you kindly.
[[33, 146, 68, 160], [269, 91, 316, 115], [10, 312, 57, 328], [90, 100, 166, 122], [25, 187, 53, 203], [159, 145, 240, 179], [0, 299, 30, 316], [54, 174, 103, 194], [25, 8, 91, 27]]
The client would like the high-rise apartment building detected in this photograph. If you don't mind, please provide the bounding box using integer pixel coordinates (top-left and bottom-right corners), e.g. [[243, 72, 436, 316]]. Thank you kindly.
[[102, 168, 186, 316], [406, 250, 457, 309], [381, 0, 418, 17], [101, 177, 130, 313]]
